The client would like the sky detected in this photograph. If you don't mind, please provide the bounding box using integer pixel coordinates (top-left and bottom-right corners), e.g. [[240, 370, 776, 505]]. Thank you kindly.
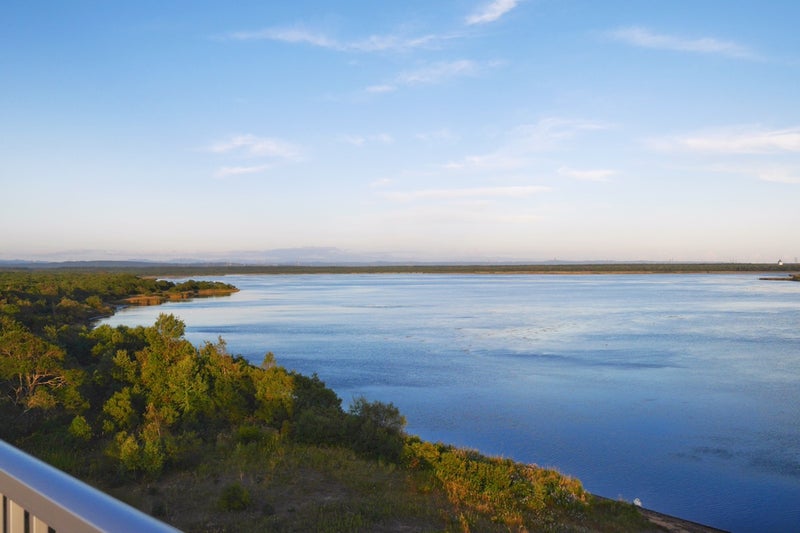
[[1, 1, 799, 263]]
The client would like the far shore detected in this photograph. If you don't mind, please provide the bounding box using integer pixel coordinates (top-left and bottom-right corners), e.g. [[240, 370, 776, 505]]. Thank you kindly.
[[10, 261, 796, 278]]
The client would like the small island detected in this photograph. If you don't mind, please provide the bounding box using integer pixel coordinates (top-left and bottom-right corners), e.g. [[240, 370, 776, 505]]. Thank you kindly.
[[120, 279, 239, 305]]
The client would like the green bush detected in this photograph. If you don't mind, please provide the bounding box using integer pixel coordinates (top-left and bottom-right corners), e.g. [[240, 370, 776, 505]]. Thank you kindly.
[[403, 437, 588, 528], [346, 397, 406, 462], [234, 424, 263, 444], [218, 482, 250, 511], [68, 415, 93, 442]]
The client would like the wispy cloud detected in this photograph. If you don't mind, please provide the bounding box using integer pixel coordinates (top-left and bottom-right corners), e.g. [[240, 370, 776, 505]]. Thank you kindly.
[[558, 166, 615, 182], [709, 163, 800, 184], [397, 59, 480, 85], [347, 33, 447, 53], [228, 27, 337, 47], [652, 126, 800, 154], [370, 59, 499, 93], [338, 133, 394, 147], [609, 26, 757, 59], [466, 0, 520, 26], [383, 185, 549, 202], [208, 134, 302, 160], [215, 165, 271, 178], [756, 168, 800, 184], [207, 134, 302, 178], [442, 118, 611, 175], [416, 128, 459, 143], [442, 153, 527, 172], [226, 26, 452, 53], [369, 178, 394, 188], [365, 84, 396, 94], [511, 118, 611, 152]]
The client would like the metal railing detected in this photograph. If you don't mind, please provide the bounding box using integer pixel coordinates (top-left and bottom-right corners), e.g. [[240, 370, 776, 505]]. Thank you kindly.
[[0, 439, 180, 533]]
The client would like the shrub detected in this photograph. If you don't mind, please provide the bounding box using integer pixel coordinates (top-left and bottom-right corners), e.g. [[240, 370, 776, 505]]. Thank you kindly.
[[403, 438, 588, 528], [218, 482, 250, 511], [68, 415, 92, 442], [234, 424, 263, 444], [346, 397, 406, 462]]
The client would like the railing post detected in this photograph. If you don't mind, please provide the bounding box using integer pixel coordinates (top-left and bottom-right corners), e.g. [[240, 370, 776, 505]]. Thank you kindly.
[[31, 515, 49, 533], [7, 500, 23, 533]]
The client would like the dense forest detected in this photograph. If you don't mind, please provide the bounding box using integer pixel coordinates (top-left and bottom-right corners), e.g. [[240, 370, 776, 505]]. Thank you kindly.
[[0, 270, 667, 531]]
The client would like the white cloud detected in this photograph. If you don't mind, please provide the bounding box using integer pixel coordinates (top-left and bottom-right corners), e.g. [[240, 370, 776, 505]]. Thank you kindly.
[[365, 84, 397, 94], [229, 27, 337, 47], [347, 33, 444, 53], [466, 0, 520, 26], [443, 153, 527, 172], [366, 59, 498, 95], [373, 133, 394, 144], [338, 133, 394, 147], [609, 26, 757, 59], [369, 178, 394, 188], [215, 165, 271, 178], [396, 59, 481, 85], [756, 168, 800, 184], [510, 117, 611, 152], [226, 26, 451, 53], [653, 126, 800, 154], [383, 185, 549, 201], [441, 118, 610, 175], [416, 128, 459, 143], [709, 163, 800, 184], [339, 135, 366, 147], [208, 134, 302, 160], [558, 166, 615, 182]]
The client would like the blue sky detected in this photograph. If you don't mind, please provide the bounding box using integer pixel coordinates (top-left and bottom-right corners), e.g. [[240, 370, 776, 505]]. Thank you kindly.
[[2, 1, 798, 263]]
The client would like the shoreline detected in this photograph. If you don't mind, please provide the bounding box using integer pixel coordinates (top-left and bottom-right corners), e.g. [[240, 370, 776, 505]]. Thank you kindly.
[[590, 497, 729, 532], [638, 506, 730, 533]]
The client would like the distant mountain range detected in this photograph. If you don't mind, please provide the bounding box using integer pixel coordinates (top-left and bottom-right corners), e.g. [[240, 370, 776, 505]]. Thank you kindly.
[[1, 247, 788, 269], [0, 246, 541, 267]]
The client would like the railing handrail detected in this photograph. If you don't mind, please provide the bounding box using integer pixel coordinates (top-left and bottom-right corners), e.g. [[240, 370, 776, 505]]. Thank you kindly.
[[0, 439, 180, 533]]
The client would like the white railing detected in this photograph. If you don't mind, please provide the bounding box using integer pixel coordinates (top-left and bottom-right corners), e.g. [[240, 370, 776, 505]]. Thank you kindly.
[[0, 439, 180, 533]]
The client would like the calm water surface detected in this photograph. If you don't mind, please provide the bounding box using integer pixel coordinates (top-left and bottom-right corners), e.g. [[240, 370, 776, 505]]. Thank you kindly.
[[101, 274, 800, 532]]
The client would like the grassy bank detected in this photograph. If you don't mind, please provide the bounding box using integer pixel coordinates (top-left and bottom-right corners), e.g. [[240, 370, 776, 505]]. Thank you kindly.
[[90, 429, 651, 532]]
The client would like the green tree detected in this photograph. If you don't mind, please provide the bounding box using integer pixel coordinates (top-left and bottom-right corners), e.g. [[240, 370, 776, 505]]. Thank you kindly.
[[289, 372, 346, 445], [347, 397, 406, 462], [195, 339, 253, 426], [251, 352, 294, 426], [102, 315, 199, 474], [0, 317, 84, 412]]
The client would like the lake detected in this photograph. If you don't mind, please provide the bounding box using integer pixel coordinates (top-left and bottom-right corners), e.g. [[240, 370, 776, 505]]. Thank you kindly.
[[100, 273, 800, 532]]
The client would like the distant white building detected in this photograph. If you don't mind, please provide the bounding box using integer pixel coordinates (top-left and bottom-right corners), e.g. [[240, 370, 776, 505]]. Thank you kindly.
[[778, 259, 784, 266]]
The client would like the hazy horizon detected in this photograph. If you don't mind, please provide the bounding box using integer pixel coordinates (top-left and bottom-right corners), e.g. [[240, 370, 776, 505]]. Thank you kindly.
[[1, 247, 794, 266], [2, 1, 798, 263]]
